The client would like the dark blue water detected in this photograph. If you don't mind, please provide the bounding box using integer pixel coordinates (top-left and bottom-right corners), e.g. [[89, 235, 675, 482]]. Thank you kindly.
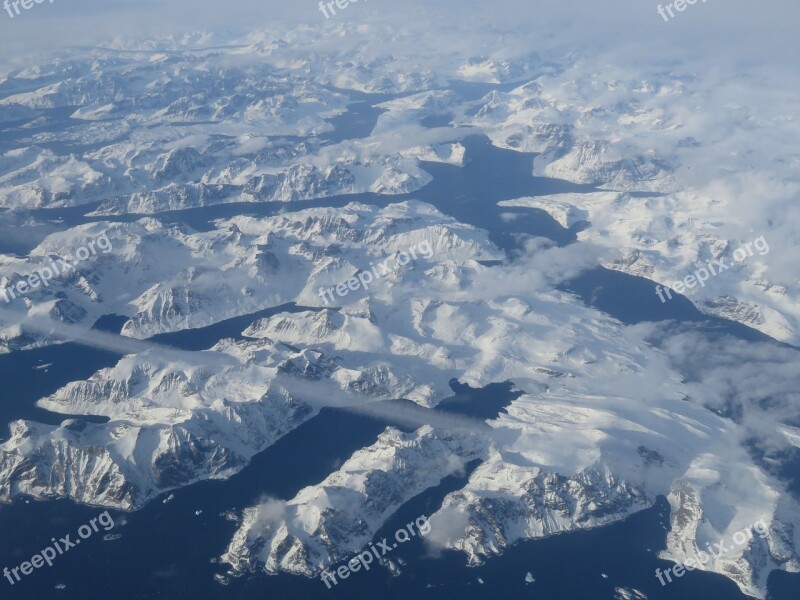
[[436, 380, 520, 420], [0, 314, 133, 429], [1, 86, 798, 599], [319, 98, 389, 144]]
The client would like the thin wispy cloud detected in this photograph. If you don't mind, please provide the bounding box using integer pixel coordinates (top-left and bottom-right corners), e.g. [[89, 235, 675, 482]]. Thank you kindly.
[[0, 307, 237, 367]]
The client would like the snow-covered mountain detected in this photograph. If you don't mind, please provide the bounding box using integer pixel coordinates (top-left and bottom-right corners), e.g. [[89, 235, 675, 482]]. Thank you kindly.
[[1, 16, 799, 600], [0, 200, 498, 351], [2, 200, 796, 596], [222, 425, 487, 576], [0, 333, 440, 509], [218, 292, 800, 599]]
